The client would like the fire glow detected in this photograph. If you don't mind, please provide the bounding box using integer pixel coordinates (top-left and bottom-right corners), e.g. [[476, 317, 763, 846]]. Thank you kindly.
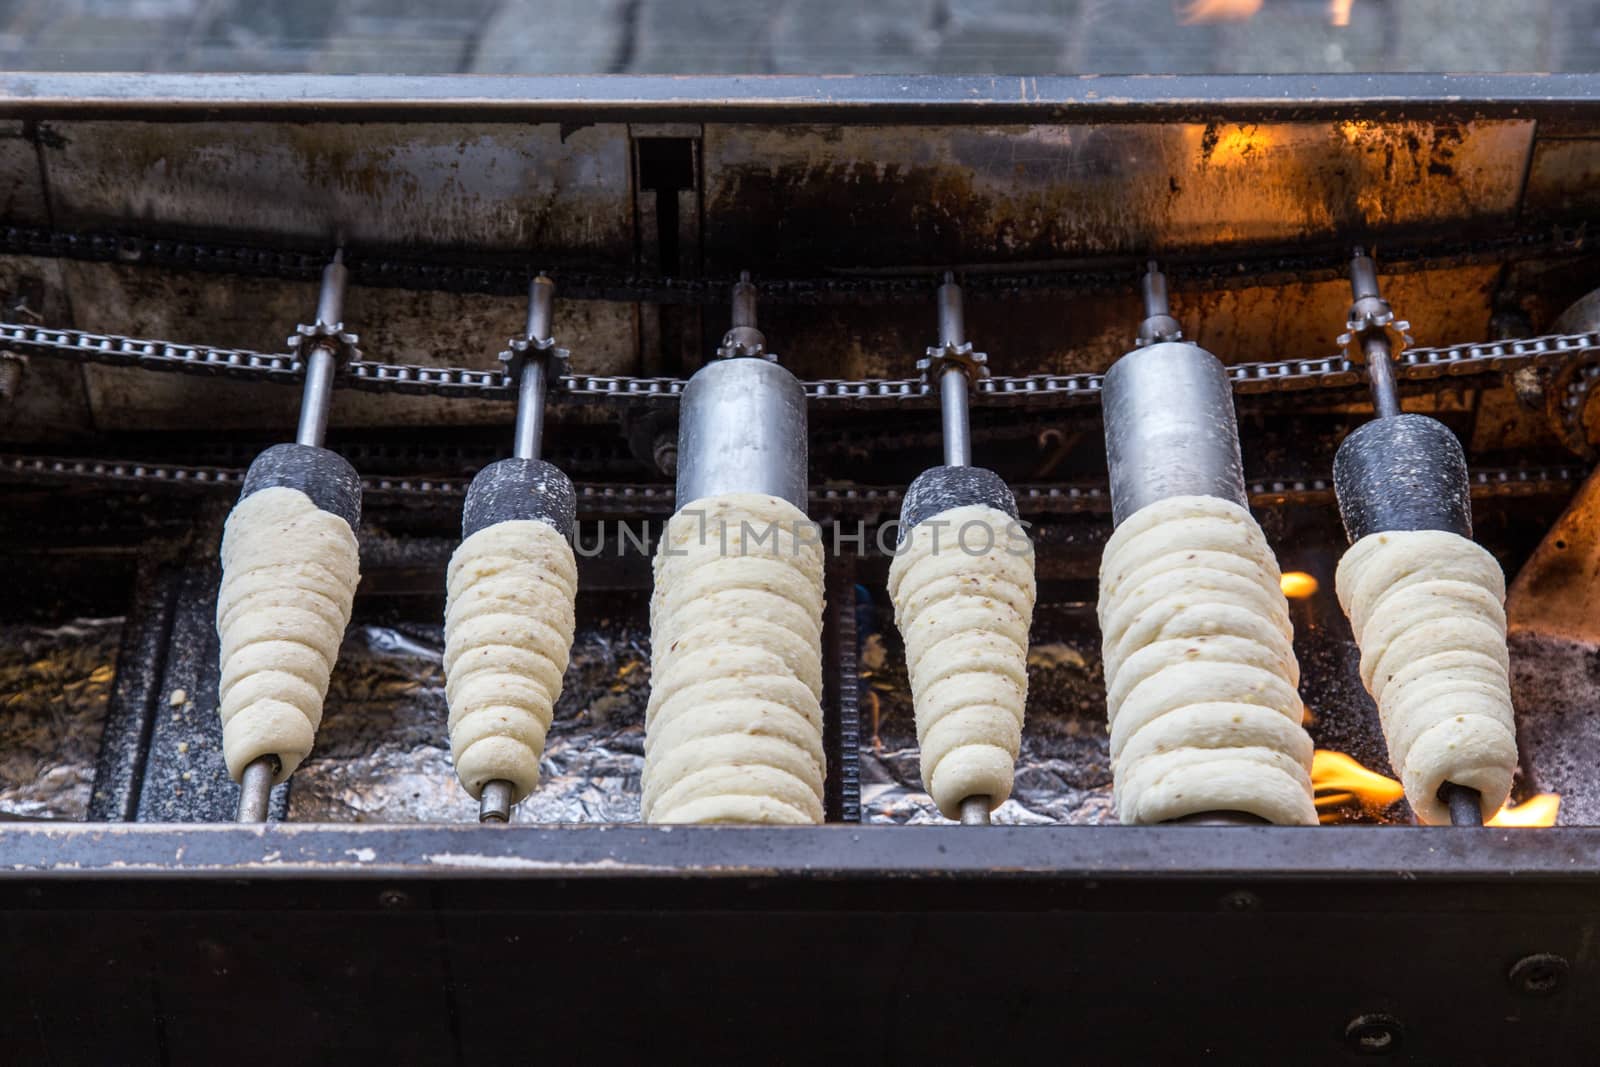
[[1312, 749, 1560, 826], [1181, 0, 1354, 26], [1279, 571, 1319, 599]]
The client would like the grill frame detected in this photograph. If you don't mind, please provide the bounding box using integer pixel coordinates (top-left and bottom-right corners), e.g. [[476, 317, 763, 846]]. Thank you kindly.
[[4, 71, 1600, 1058]]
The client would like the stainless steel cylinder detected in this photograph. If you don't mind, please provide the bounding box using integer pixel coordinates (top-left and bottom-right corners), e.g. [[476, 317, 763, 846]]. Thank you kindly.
[[1102, 341, 1247, 526], [676, 357, 808, 511]]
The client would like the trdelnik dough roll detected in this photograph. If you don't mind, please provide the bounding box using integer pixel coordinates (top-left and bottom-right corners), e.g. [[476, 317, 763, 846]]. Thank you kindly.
[[216, 484, 361, 782], [443, 518, 578, 802], [887, 503, 1036, 819], [1335, 529, 1516, 825], [1098, 494, 1317, 825], [644, 493, 827, 824]]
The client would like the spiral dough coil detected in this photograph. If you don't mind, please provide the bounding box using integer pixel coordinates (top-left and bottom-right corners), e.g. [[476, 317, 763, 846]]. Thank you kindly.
[[443, 519, 578, 802], [645, 493, 827, 824], [887, 504, 1036, 819], [216, 486, 360, 783], [1098, 495, 1316, 825], [1335, 529, 1516, 825]]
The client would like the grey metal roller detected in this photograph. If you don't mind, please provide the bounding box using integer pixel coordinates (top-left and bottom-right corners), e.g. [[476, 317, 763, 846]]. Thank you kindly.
[[1102, 264, 1248, 527], [1100, 262, 1270, 827], [675, 273, 809, 508]]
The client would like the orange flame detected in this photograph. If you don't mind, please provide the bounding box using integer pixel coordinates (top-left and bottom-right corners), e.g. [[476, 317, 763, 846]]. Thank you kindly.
[[1280, 571, 1319, 599], [1179, 0, 1262, 24], [1488, 793, 1561, 828], [1329, 0, 1354, 26], [1312, 749, 1561, 826], [1313, 750, 1403, 821]]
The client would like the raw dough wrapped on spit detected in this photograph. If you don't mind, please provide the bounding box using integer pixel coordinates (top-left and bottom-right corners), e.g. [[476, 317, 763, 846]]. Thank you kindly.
[[1335, 529, 1516, 824], [217, 485, 360, 782], [645, 493, 826, 824], [443, 518, 577, 801], [1098, 494, 1317, 825], [887, 504, 1036, 819]]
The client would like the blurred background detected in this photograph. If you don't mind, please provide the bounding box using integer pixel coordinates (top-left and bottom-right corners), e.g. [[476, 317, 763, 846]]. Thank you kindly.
[[0, 0, 1593, 76]]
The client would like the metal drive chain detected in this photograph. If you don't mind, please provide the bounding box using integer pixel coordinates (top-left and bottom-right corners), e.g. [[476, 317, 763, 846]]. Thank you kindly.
[[0, 222, 1575, 304], [6, 319, 1600, 411], [3, 452, 1584, 514]]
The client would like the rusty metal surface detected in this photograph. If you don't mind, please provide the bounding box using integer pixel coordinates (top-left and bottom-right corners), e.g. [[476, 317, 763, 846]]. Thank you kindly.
[[765, 262, 1505, 382], [0, 255, 90, 444], [702, 121, 1532, 273], [1504, 466, 1600, 826], [1522, 129, 1600, 223], [38, 121, 635, 261], [0, 122, 46, 226]]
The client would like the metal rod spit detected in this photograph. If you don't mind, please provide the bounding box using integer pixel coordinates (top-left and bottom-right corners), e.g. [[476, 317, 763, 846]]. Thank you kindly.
[[511, 274, 555, 464], [1442, 782, 1485, 827], [479, 780, 515, 824], [482, 273, 560, 824], [937, 273, 973, 468], [236, 755, 278, 822], [294, 250, 347, 450], [959, 795, 992, 825], [1349, 249, 1402, 420]]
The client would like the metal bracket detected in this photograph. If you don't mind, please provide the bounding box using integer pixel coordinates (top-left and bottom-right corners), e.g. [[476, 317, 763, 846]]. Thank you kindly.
[[716, 326, 773, 361], [1338, 307, 1412, 365], [1338, 251, 1413, 365], [498, 334, 571, 390], [917, 340, 989, 389], [287, 320, 361, 368]]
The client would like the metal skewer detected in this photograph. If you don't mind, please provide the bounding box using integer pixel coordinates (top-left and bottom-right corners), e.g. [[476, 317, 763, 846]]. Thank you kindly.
[[236, 755, 279, 823], [478, 273, 559, 826], [1347, 249, 1402, 420], [937, 274, 973, 469], [237, 250, 351, 824], [1340, 250, 1485, 827], [1441, 782, 1485, 827], [935, 274, 991, 826]]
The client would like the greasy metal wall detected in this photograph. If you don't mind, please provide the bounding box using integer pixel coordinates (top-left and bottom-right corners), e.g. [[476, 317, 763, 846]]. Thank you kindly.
[[0, 89, 1596, 440]]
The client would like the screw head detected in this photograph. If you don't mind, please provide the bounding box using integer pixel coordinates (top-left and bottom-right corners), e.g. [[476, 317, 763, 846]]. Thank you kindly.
[[653, 435, 679, 477], [1508, 953, 1569, 997], [1219, 889, 1261, 912], [1344, 1014, 1403, 1056], [378, 888, 410, 910]]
